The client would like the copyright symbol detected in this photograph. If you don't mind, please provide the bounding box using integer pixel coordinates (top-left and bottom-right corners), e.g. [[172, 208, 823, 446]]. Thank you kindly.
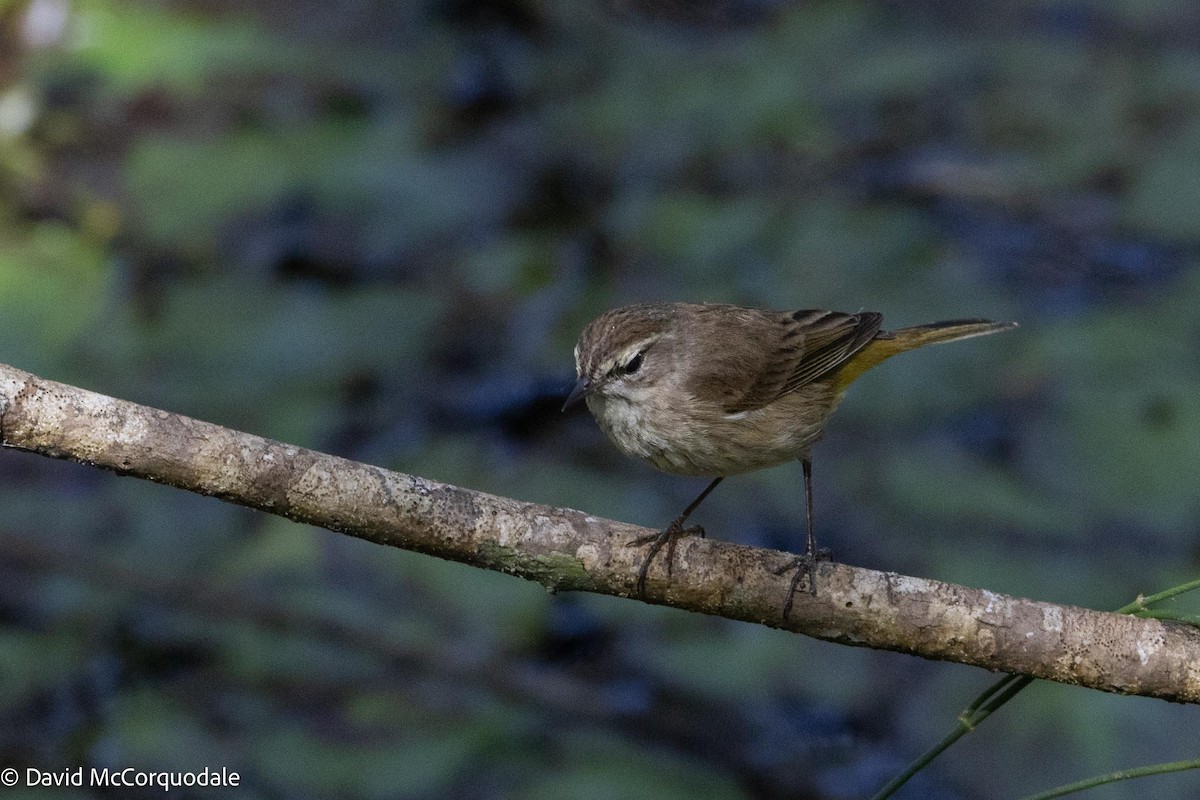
[[1, 768, 17, 787]]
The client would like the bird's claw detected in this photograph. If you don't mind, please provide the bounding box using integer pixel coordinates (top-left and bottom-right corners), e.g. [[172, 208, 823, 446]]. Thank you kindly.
[[630, 521, 705, 596], [777, 547, 832, 618]]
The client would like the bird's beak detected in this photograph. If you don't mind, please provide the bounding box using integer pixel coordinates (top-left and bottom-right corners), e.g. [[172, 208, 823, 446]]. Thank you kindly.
[[562, 376, 591, 411]]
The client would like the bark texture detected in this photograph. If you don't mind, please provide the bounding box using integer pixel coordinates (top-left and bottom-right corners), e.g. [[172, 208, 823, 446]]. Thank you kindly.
[[1, 363, 1197, 703]]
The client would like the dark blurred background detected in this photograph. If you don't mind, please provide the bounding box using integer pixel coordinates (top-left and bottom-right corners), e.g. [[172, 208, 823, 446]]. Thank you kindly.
[[2, 1, 1199, 797]]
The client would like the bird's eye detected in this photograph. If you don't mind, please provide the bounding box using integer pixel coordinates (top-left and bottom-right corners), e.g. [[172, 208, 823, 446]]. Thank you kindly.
[[623, 352, 644, 374]]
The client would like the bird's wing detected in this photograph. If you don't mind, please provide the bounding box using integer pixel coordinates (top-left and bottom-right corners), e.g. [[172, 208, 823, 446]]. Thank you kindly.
[[720, 309, 884, 414]]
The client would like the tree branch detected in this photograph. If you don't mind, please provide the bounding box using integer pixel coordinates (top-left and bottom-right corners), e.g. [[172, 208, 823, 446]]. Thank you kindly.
[[1, 363, 1198, 703]]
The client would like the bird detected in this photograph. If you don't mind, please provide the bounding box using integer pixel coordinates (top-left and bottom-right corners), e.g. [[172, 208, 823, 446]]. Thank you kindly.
[[564, 302, 1016, 615]]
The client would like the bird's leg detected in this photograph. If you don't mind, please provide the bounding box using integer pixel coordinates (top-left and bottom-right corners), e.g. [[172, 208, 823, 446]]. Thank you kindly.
[[630, 477, 723, 597], [777, 457, 832, 617]]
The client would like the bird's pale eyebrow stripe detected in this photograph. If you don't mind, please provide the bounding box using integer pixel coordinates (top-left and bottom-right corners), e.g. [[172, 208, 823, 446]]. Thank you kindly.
[[624, 336, 658, 354], [607, 337, 658, 367]]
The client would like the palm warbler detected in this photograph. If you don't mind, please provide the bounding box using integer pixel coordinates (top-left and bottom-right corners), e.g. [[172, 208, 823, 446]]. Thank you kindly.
[[564, 302, 1016, 614]]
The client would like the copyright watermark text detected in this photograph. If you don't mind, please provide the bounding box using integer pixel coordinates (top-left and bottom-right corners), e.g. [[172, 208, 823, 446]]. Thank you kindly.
[[3, 766, 240, 791]]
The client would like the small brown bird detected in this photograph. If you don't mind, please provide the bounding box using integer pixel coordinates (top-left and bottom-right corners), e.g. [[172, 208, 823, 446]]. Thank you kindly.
[[564, 302, 1016, 614]]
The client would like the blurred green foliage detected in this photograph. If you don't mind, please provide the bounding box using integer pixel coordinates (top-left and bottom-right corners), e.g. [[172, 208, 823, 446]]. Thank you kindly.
[[2, 0, 1200, 798]]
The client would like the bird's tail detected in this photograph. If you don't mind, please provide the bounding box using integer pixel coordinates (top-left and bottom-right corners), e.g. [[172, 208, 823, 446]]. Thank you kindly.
[[832, 319, 1017, 392]]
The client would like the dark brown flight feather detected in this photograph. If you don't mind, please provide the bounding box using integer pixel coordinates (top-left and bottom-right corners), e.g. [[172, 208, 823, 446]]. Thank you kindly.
[[696, 307, 883, 414]]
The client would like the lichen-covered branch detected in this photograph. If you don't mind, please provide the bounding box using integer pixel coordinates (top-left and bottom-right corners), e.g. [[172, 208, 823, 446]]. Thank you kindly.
[[1, 362, 1198, 703]]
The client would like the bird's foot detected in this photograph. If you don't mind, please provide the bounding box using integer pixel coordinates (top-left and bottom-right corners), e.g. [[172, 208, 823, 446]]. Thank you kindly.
[[775, 546, 832, 618], [629, 519, 705, 597]]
